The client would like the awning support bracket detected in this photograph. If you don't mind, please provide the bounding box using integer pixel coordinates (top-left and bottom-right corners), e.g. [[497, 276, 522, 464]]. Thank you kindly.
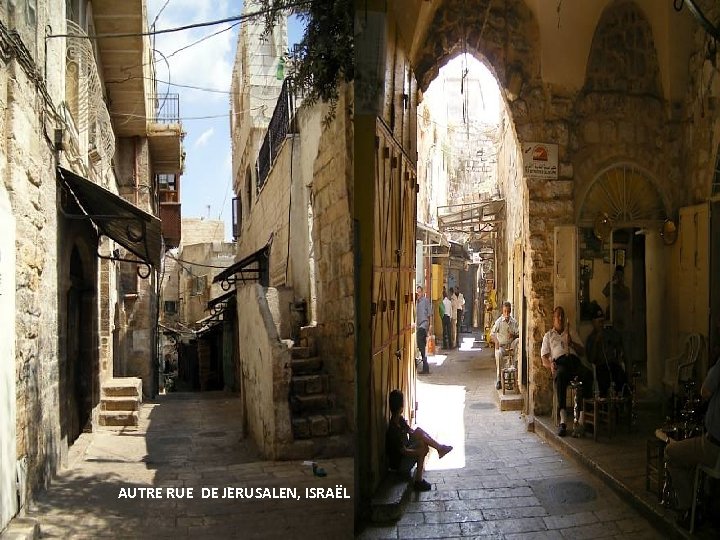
[[96, 238, 152, 279]]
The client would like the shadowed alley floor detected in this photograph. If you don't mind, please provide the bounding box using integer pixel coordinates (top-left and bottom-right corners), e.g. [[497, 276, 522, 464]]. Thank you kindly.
[[23, 392, 353, 539]]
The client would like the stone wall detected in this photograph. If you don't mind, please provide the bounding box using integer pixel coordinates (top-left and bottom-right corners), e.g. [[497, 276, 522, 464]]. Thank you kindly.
[[235, 285, 293, 459], [177, 242, 236, 326], [181, 218, 225, 246], [237, 142, 294, 288], [116, 137, 157, 398], [681, 2, 720, 203], [1, 25, 61, 504], [233, 85, 356, 433], [308, 86, 355, 430]]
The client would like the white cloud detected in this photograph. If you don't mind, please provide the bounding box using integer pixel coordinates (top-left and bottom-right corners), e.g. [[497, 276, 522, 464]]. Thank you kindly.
[[194, 127, 214, 148], [148, 0, 237, 104]]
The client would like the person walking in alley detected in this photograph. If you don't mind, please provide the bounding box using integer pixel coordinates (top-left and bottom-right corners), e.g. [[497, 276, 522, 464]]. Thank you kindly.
[[666, 358, 720, 530], [386, 389, 453, 491], [416, 285, 432, 374], [449, 287, 459, 348], [442, 291, 453, 350], [541, 306, 593, 437], [456, 291, 465, 346], [491, 301, 519, 391]]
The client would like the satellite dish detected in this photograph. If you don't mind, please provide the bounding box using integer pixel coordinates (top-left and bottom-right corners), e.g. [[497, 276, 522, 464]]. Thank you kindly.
[[593, 213, 612, 240]]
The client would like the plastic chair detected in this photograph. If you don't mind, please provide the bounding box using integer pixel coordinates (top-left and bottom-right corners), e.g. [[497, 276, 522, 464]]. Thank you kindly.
[[689, 447, 720, 533]]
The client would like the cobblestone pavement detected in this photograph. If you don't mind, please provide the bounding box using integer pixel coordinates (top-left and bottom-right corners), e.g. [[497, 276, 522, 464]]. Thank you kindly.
[[23, 392, 353, 539], [359, 337, 662, 539]]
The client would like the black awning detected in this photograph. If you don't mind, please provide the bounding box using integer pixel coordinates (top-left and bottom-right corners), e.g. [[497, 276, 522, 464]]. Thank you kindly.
[[213, 242, 270, 287], [58, 167, 162, 267]]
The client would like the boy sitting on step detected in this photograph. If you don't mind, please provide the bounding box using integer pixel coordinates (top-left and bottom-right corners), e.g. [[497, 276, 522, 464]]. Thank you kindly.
[[385, 389, 453, 491]]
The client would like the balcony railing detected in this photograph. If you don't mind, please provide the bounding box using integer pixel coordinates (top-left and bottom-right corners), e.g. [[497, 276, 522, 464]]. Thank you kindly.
[[65, 19, 115, 175], [255, 78, 296, 193], [152, 93, 180, 124]]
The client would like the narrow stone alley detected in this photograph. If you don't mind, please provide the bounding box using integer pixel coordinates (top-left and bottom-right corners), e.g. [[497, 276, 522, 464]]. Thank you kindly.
[[359, 337, 662, 539], [19, 393, 353, 539]]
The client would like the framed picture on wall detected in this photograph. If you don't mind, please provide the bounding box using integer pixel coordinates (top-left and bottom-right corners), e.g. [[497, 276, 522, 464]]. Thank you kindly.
[[613, 249, 625, 267]]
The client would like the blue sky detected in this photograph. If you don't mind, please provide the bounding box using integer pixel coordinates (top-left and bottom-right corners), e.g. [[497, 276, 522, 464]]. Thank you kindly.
[[147, 1, 303, 241]]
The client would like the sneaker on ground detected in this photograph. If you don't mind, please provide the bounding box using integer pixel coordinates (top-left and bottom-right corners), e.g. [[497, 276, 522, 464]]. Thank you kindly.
[[557, 423, 567, 437]]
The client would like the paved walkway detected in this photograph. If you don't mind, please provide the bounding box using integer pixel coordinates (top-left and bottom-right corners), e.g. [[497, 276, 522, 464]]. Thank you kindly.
[[359, 336, 662, 539], [22, 392, 353, 539]]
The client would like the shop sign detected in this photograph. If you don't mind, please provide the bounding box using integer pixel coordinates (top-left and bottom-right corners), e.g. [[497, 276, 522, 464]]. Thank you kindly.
[[523, 142, 558, 179]]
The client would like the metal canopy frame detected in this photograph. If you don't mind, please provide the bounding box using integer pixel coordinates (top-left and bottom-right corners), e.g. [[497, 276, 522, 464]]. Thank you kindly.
[[207, 289, 236, 316], [437, 199, 506, 235], [57, 167, 162, 270], [213, 240, 271, 291]]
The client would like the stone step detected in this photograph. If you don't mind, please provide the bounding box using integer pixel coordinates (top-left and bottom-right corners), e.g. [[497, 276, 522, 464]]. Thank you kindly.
[[291, 373, 329, 395], [290, 345, 315, 359], [276, 433, 353, 461], [0, 517, 39, 540], [298, 325, 317, 351], [290, 393, 335, 414], [101, 377, 142, 400], [98, 411, 138, 427], [370, 472, 414, 523], [290, 357, 323, 375], [291, 410, 347, 439], [101, 397, 139, 411]]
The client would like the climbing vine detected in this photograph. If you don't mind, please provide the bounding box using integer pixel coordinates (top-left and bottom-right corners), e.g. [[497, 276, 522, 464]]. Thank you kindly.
[[259, 0, 354, 110]]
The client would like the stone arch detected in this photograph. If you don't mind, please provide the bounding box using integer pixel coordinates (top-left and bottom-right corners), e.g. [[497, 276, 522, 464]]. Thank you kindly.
[[577, 161, 669, 227], [583, 0, 662, 98], [414, 0, 541, 105], [574, 153, 673, 225]]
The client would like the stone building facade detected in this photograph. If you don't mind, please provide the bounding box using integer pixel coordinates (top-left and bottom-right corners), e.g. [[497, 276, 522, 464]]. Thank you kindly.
[[228, 6, 354, 459], [355, 0, 720, 517], [0, 1, 182, 529]]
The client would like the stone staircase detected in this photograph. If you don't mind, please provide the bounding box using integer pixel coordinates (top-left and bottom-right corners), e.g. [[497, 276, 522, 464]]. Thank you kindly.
[[99, 377, 142, 427], [286, 326, 351, 458]]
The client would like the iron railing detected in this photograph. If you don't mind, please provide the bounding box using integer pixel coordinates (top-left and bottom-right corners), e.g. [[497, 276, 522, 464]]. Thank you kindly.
[[153, 93, 180, 124], [255, 78, 295, 193]]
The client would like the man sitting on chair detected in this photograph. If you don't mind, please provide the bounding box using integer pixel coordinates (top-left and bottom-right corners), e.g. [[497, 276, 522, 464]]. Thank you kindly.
[[491, 301, 519, 391], [541, 306, 593, 437], [666, 358, 720, 529]]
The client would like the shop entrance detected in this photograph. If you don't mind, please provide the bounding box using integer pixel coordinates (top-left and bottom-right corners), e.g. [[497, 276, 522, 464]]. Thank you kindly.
[[575, 164, 669, 394], [62, 246, 95, 445]]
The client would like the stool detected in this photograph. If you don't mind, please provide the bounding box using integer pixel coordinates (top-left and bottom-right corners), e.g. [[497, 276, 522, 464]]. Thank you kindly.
[[583, 398, 613, 441], [646, 438, 665, 501], [501, 366, 517, 394]]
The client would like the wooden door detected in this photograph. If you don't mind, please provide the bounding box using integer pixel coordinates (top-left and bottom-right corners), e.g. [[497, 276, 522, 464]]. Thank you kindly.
[[677, 203, 709, 374], [368, 119, 417, 489]]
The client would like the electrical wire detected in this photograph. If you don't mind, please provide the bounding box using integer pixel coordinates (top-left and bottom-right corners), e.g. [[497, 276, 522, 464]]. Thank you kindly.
[[110, 104, 266, 121], [167, 252, 235, 270], [46, 1, 312, 40]]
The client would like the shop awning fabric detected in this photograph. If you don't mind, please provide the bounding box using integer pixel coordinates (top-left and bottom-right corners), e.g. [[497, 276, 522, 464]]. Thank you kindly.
[[58, 167, 162, 267]]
